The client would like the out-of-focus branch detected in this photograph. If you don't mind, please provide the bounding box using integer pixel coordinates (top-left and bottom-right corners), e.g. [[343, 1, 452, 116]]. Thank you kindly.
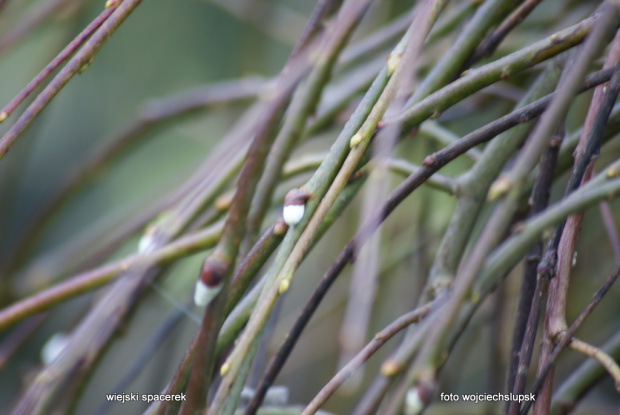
[[0, 220, 224, 332], [0, 0, 147, 160], [2, 77, 263, 274]]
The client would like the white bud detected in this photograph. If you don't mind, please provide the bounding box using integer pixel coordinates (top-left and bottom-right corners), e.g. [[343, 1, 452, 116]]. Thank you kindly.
[[138, 226, 158, 254], [138, 234, 155, 254], [283, 204, 305, 226], [405, 388, 424, 415], [194, 279, 222, 307], [41, 332, 70, 365]]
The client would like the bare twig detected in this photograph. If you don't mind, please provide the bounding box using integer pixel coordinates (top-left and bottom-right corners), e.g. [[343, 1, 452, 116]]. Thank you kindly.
[[248, 61, 620, 414], [0, 221, 224, 332], [551, 330, 620, 415], [409, 7, 618, 411], [536, 27, 620, 415], [505, 125, 564, 415], [0, 5, 118, 122], [0, 0, 75, 57], [520, 265, 620, 415], [302, 299, 440, 414], [0, 0, 147, 160], [568, 337, 620, 390], [466, 0, 545, 67]]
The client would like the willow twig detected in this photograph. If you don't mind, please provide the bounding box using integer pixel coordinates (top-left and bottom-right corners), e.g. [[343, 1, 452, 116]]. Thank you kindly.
[[155, 172, 368, 415], [248, 62, 620, 414], [568, 337, 620, 390], [0, 0, 147, 160], [536, 27, 620, 415], [0, 0, 74, 57], [392, 12, 600, 131], [406, 0, 515, 105], [244, 0, 365, 255], [184, 3, 372, 413], [505, 124, 564, 415], [0, 220, 224, 332], [302, 300, 439, 414], [3, 77, 262, 274], [212, 2, 445, 412], [466, 0, 545, 67], [407, 8, 617, 409], [551, 330, 620, 415], [519, 265, 620, 415]]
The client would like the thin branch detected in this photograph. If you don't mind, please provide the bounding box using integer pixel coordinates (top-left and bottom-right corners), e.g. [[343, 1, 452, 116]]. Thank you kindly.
[[0, 220, 224, 332], [155, 171, 369, 415], [0, 0, 147, 160], [409, 7, 618, 408], [212, 2, 446, 412], [337, 0, 443, 384], [422, 57, 563, 308], [505, 125, 564, 415], [551, 330, 620, 415], [466, 0, 545, 67], [246, 63, 620, 414], [243, 0, 365, 256], [406, 0, 515, 105], [568, 337, 620, 390], [0, 4, 118, 122], [537, 27, 620, 415], [520, 265, 620, 415], [2, 77, 262, 273], [185, 3, 373, 413], [392, 12, 601, 131], [302, 299, 440, 414]]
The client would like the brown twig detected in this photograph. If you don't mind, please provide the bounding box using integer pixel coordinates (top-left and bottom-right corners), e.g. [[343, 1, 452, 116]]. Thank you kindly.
[[465, 0, 545, 67], [410, 7, 617, 410], [2, 77, 263, 274], [181, 2, 351, 410], [568, 337, 620, 390], [0, 221, 224, 332], [245, 63, 620, 415], [0, 0, 75, 57], [504, 125, 564, 415], [536, 27, 620, 415], [0, 0, 146, 160], [551, 330, 620, 414], [0, 5, 118, 122], [302, 299, 440, 414], [520, 265, 620, 415]]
